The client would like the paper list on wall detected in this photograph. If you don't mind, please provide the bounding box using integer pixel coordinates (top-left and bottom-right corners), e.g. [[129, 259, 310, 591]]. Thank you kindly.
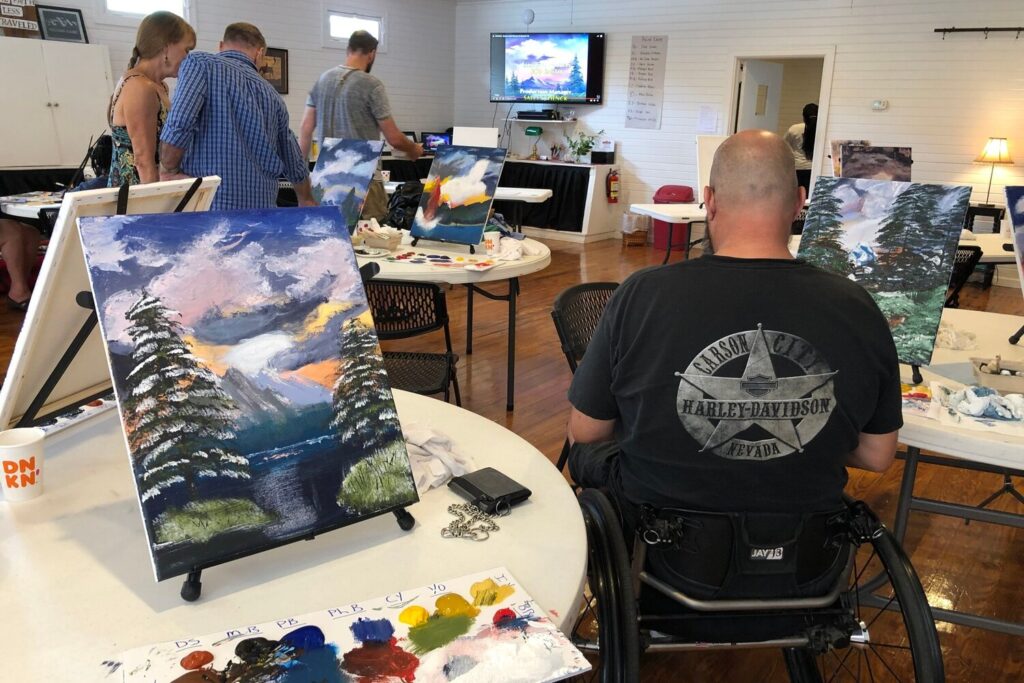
[[626, 35, 668, 130]]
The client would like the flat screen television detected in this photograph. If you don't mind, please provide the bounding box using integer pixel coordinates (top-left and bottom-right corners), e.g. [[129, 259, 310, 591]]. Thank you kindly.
[[489, 32, 606, 105]]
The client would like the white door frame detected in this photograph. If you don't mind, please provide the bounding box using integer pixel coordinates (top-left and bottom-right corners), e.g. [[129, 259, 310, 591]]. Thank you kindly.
[[726, 46, 836, 194]]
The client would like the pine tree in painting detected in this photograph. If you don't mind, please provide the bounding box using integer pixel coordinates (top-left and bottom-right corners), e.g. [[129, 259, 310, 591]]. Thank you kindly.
[[123, 292, 249, 502], [507, 72, 521, 97], [338, 187, 363, 231], [802, 178, 853, 277], [567, 54, 586, 96], [874, 184, 950, 292], [330, 317, 400, 452]]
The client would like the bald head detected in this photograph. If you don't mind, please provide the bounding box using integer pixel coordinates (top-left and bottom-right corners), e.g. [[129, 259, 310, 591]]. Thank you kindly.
[[709, 130, 799, 210]]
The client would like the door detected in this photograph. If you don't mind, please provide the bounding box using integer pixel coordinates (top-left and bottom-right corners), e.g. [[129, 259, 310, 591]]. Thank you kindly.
[[0, 38, 61, 167], [42, 42, 112, 166], [735, 59, 783, 133]]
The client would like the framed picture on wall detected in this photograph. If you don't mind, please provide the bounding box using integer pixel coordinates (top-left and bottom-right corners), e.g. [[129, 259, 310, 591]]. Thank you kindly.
[[261, 47, 289, 94], [35, 5, 88, 44]]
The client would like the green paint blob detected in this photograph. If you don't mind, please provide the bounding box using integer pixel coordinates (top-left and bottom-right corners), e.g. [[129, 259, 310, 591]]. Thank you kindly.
[[407, 614, 475, 654]]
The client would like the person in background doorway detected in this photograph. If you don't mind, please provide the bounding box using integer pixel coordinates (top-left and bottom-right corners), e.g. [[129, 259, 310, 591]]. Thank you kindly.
[[159, 22, 315, 210], [784, 103, 818, 194], [108, 11, 196, 187], [299, 30, 422, 221]]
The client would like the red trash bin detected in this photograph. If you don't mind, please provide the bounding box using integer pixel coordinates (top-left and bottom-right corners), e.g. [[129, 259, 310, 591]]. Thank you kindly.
[[651, 185, 695, 251]]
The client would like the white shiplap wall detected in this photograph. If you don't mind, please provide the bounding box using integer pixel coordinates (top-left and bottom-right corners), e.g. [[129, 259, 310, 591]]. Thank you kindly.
[[48, 0, 456, 133], [454, 0, 1024, 207]]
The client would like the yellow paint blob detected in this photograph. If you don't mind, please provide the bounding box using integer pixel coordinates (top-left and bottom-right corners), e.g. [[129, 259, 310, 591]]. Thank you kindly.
[[470, 579, 516, 606], [399, 605, 430, 627], [434, 593, 480, 618]]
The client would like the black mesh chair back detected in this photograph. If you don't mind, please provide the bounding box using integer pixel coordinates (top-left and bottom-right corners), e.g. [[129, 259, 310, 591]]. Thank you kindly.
[[945, 245, 982, 308], [38, 207, 60, 238], [551, 282, 619, 374], [365, 279, 461, 405], [551, 282, 619, 471]]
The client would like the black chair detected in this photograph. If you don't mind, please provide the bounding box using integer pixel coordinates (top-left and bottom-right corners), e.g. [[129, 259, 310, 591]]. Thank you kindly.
[[573, 489, 945, 683], [365, 279, 461, 405], [550, 282, 619, 470], [944, 245, 983, 308]]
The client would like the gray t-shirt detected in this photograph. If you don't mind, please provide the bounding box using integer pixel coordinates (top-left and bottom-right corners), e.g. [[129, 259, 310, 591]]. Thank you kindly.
[[306, 66, 392, 144]]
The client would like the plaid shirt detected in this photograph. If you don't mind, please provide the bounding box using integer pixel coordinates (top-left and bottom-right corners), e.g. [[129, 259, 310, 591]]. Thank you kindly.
[[161, 50, 308, 211]]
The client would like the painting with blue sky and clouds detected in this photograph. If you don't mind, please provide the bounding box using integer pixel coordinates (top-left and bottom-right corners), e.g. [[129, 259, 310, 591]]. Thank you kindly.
[[411, 145, 507, 246], [78, 207, 417, 581], [799, 176, 970, 366], [1007, 187, 1024, 301], [311, 138, 384, 231]]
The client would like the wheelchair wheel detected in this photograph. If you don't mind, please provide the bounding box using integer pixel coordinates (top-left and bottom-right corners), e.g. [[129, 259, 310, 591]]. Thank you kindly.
[[572, 489, 640, 683], [785, 501, 945, 682]]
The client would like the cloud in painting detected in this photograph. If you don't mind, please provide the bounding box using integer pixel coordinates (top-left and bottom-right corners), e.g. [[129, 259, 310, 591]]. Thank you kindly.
[[442, 159, 492, 208], [223, 332, 293, 374], [1014, 193, 1024, 217], [264, 237, 361, 301]]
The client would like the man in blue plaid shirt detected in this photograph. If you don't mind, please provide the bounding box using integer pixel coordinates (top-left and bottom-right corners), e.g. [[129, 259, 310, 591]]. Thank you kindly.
[[159, 22, 315, 210]]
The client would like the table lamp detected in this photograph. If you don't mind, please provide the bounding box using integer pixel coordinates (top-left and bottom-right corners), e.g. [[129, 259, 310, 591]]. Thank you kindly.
[[974, 137, 1013, 206], [525, 125, 543, 160]]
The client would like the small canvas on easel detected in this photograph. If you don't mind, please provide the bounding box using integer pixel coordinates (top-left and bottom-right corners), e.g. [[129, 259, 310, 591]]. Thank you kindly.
[[1007, 186, 1024, 297], [114, 567, 590, 682], [78, 207, 417, 581], [799, 177, 971, 366], [411, 145, 507, 246], [311, 138, 385, 231]]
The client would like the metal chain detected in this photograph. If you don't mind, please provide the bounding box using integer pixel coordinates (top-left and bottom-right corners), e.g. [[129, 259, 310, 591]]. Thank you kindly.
[[441, 503, 500, 541]]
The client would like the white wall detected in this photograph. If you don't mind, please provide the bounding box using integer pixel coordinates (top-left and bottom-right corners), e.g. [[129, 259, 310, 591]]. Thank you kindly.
[[50, 0, 455, 134], [454, 0, 1024, 207], [767, 58, 823, 138]]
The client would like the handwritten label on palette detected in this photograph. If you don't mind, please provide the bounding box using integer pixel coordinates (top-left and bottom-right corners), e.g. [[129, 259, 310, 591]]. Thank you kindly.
[[626, 35, 668, 130]]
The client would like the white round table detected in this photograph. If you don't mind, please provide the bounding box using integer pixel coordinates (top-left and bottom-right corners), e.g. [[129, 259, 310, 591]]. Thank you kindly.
[[0, 390, 587, 680], [0, 198, 61, 220], [359, 238, 552, 411]]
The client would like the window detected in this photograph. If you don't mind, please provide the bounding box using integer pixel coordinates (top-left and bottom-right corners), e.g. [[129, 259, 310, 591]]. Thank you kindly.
[[325, 10, 385, 51], [105, 0, 188, 18]]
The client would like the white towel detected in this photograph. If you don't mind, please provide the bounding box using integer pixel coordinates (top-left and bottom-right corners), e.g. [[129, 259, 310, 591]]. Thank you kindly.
[[403, 423, 474, 493]]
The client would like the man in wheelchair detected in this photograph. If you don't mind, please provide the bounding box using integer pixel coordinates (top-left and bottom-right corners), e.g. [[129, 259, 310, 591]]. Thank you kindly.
[[564, 132, 941, 680]]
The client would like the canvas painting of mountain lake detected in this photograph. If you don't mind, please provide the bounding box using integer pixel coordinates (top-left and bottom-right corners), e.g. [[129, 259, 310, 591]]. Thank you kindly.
[[112, 567, 590, 683], [799, 177, 971, 366], [1007, 186, 1024, 299], [411, 145, 507, 246], [311, 138, 384, 231], [78, 207, 417, 580]]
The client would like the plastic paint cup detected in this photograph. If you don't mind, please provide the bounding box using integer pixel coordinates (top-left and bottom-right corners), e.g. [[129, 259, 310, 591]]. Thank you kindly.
[[0, 427, 46, 502]]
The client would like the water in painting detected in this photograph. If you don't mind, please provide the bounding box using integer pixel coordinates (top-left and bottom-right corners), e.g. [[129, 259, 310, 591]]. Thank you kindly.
[[411, 145, 507, 246], [113, 568, 589, 682], [1007, 187, 1024, 302], [78, 207, 417, 580], [799, 176, 971, 366], [310, 138, 384, 231]]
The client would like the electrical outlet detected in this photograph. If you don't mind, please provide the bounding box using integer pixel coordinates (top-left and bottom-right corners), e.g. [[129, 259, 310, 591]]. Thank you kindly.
[[871, 99, 889, 111]]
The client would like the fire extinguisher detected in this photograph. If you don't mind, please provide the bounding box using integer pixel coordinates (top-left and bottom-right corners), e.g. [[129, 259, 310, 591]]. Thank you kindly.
[[606, 168, 620, 203]]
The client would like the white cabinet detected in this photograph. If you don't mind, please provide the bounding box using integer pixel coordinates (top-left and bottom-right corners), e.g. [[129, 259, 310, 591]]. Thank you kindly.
[[0, 37, 113, 168]]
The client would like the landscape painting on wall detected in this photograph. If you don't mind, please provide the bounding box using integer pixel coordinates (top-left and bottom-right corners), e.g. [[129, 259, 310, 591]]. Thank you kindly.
[[78, 207, 417, 580], [799, 176, 971, 366], [411, 145, 507, 246], [840, 145, 913, 182], [828, 139, 869, 177], [1007, 186, 1024, 300], [310, 138, 384, 232]]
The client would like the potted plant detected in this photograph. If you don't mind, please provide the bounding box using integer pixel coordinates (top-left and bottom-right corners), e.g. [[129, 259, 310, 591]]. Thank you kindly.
[[564, 129, 605, 163]]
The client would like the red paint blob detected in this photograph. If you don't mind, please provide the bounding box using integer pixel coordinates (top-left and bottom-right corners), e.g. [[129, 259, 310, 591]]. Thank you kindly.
[[180, 650, 214, 670], [342, 638, 419, 682], [493, 608, 517, 625]]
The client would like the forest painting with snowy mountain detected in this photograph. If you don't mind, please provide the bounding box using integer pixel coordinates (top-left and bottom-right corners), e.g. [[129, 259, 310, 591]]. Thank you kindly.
[[799, 177, 971, 366], [78, 207, 417, 580]]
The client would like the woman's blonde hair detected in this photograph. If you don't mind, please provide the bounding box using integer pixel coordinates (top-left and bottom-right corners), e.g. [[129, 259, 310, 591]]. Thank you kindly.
[[128, 11, 196, 69]]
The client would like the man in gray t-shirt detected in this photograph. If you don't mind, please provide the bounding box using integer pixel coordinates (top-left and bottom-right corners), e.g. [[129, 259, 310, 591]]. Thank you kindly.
[[299, 30, 422, 219]]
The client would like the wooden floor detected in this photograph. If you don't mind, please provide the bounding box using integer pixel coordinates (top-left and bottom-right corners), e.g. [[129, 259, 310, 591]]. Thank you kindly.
[[1, 239, 1020, 680]]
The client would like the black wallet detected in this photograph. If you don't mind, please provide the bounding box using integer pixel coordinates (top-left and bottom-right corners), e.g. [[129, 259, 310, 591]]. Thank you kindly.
[[448, 467, 532, 514]]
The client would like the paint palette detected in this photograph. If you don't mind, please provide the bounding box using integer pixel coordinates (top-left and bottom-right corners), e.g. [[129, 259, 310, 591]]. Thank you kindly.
[[112, 567, 590, 682]]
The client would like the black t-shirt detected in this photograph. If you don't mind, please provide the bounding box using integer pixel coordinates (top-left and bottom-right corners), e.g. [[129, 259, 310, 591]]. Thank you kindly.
[[568, 256, 902, 513]]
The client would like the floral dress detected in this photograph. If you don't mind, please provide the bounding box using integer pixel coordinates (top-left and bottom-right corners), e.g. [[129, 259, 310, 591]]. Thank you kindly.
[[107, 74, 168, 187]]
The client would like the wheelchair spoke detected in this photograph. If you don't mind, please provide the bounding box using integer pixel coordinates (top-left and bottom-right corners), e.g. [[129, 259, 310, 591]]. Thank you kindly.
[[830, 647, 861, 680], [865, 594, 897, 631], [863, 649, 877, 683], [868, 643, 907, 683], [824, 647, 856, 683]]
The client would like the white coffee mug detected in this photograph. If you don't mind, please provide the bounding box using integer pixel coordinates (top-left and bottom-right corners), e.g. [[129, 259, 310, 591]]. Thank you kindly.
[[0, 427, 45, 502]]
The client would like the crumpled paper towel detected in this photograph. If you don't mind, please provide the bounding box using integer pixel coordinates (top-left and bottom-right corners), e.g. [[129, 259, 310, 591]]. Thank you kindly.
[[403, 423, 474, 493], [942, 385, 1024, 421]]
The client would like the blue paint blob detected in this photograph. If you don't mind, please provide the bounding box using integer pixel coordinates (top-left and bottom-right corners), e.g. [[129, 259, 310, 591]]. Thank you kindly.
[[351, 617, 395, 644], [443, 654, 479, 679], [280, 625, 327, 651]]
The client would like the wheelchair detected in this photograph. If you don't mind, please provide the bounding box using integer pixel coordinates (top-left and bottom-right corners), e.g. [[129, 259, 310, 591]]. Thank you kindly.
[[571, 489, 944, 682]]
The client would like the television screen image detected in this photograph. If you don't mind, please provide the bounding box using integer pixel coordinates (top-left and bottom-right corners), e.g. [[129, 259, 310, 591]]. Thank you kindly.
[[421, 132, 451, 152], [490, 32, 605, 104]]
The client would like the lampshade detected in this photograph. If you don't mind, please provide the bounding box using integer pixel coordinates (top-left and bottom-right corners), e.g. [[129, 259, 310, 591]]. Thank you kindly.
[[524, 126, 543, 137], [974, 137, 1014, 164]]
